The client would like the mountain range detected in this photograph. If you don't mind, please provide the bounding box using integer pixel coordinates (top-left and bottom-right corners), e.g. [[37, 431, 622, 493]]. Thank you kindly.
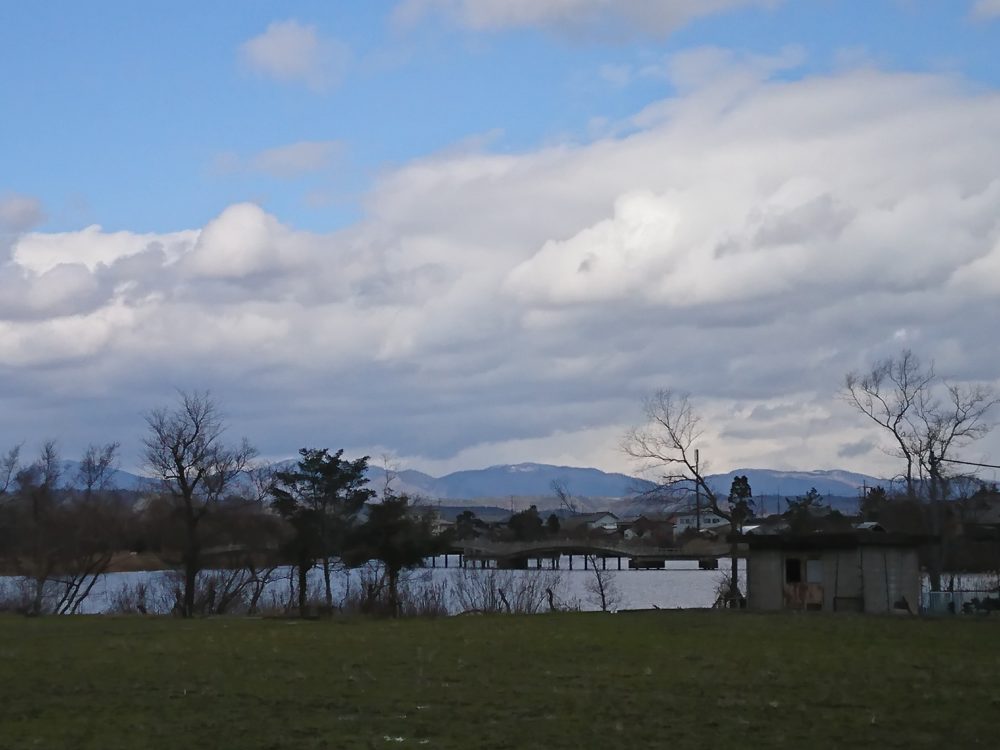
[[52, 459, 881, 513], [367, 463, 879, 513]]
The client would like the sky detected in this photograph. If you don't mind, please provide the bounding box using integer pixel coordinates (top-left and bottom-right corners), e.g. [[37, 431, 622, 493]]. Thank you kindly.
[[2, 0, 1000, 481]]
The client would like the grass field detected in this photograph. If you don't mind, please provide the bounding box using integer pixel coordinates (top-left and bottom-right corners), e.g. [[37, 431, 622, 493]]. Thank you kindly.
[[1, 611, 998, 749]]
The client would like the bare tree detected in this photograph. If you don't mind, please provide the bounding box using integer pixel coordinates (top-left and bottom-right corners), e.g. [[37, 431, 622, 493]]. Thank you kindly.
[[449, 567, 564, 614], [142, 390, 256, 617], [52, 491, 131, 615], [584, 554, 622, 612], [551, 480, 577, 514], [0, 445, 21, 496], [50, 442, 130, 614], [76, 442, 120, 500], [912, 382, 997, 504], [16, 441, 62, 615], [843, 350, 935, 500], [379, 453, 399, 501], [0, 441, 132, 616], [623, 391, 718, 500], [843, 350, 997, 499], [622, 390, 741, 602], [844, 350, 997, 590]]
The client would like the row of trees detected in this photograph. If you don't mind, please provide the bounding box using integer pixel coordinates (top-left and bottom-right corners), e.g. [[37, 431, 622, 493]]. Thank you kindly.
[[0, 391, 445, 618], [0, 442, 132, 615]]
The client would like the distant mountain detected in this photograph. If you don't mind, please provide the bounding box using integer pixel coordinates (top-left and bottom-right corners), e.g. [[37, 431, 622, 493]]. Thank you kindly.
[[368, 462, 654, 502], [52, 457, 883, 514], [58, 461, 146, 491], [367, 463, 884, 516]]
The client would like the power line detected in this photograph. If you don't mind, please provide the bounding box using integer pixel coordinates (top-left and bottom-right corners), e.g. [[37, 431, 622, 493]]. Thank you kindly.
[[938, 457, 1000, 470]]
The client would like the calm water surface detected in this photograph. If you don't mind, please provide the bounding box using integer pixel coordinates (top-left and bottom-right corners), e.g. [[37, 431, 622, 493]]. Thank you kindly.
[[60, 556, 747, 614]]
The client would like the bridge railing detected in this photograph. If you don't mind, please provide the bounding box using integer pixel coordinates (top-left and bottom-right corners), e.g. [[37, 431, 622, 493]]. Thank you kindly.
[[456, 538, 694, 559]]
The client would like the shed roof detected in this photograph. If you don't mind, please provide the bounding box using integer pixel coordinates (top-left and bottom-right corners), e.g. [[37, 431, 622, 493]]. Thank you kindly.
[[732, 531, 935, 550]]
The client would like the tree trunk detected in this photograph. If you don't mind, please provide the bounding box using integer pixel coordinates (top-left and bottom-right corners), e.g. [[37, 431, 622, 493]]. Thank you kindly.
[[182, 520, 201, 618], [183, 553, 198, 617], [322, 556, 333, 610], [926, 451, 944, 592], [31, 574, 45, 616], [181, 510, 201, 617], [388, 568, 399, 618], [297, 562, 309, 618], [69, 559, 110, 615], [729, 542, 740, 606]]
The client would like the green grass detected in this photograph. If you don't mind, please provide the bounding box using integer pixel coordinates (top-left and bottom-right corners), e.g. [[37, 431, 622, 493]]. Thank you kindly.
[[0, 611, 998, 749]]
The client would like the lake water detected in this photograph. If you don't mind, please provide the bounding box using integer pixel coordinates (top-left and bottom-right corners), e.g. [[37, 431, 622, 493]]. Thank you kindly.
[[9, 556, 747, 615], [9, 559, 994, 615]]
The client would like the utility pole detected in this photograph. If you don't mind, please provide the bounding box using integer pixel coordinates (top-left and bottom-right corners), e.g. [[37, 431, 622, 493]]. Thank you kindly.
[[695, 448, 701, 532]]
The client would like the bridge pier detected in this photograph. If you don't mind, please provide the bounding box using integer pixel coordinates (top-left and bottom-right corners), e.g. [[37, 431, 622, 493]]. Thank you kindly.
[[583, 555, 588, 570], [602, 557, 607, 570], [617, 557, 621, 570]]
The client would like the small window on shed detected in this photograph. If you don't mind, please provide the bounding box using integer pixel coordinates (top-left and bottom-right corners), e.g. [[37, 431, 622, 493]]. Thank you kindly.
[[806, 559, 823, 584], [785, 557, 802, 583]]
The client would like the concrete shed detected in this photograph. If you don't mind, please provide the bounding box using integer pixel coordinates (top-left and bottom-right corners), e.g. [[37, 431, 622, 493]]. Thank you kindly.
[[739, 532, 928, 614]]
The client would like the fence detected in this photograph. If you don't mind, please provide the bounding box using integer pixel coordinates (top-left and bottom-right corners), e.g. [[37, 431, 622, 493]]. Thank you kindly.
[[923, 590, 1000, 615]]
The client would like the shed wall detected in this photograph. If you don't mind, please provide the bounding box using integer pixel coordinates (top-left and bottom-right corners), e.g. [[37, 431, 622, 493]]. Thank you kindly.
[[861, 546, 920, 614], [824, 549, 863, 612], [747, 549, 783, 611], [748, 542, 921, 614]]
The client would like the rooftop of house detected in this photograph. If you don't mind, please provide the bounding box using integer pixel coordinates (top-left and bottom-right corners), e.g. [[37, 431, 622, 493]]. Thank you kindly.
[[567, 511, 619, 522]]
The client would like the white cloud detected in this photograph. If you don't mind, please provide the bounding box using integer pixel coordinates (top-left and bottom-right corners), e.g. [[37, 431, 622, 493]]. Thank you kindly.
[[0, 193, 45, 232], [239, 20, 350, 91], [182, 202, 303, 279], [5, 56, 1000, 478], [394, 0, 781, 37], [214, 141, 344, 179], [971, 0, 1000, 20], [251, 141, 344, 177], [14, 225, 196, 274], [599, 64, 633, 87]]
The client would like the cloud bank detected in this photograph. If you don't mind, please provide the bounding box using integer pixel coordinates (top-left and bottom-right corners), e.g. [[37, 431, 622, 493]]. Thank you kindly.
[[5, 57, 1000, 476]]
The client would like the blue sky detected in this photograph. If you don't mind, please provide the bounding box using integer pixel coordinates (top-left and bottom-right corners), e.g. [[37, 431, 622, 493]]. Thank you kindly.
[[1, 1, 1000, 477], [4, 1, 998, 234]]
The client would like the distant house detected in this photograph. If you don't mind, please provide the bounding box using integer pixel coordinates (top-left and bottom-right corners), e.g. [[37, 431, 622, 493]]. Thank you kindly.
[[740, 531, 927, 614], [623, 515, 675, 545], [672, 509, 728, 533], [428, 512, 454, 536], [563, 512, 620, 534], [854, 521, 885, 532]]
